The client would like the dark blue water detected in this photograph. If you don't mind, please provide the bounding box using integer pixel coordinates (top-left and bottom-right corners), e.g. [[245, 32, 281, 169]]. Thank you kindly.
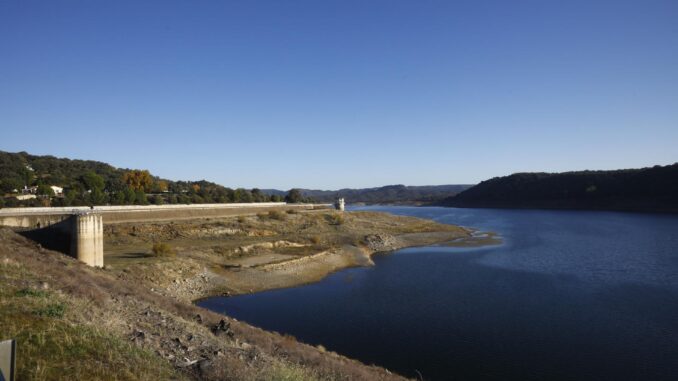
[[198, 206, 678, 381]]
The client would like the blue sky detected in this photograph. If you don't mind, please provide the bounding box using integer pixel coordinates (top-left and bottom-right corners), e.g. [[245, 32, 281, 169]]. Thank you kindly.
[[1, 1, 676, 189]]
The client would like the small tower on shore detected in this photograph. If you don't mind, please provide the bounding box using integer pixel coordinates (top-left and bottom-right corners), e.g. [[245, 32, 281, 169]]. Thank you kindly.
[[335, 198, 345, 212]]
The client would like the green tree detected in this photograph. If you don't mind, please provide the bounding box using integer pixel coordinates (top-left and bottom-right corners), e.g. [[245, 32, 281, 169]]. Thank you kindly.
[[285, 189, 303, 203], [123, 187, 137, 204], [80, 171, 105, 191], [20, 167, 34, 187], [251, 188, 265, 202], [111, 191, 126, 205], [234, 188, 253, 203], [134, 190, 148, 205], [152, 195, 164, 205], [0, 178, 22, 194], [63, 189, 77, 206], [36, 184, 55, 196], [88, 188, 107, 205]]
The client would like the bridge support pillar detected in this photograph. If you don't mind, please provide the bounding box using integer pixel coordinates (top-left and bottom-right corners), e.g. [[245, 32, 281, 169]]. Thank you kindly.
[[70, 212, 104, 267]]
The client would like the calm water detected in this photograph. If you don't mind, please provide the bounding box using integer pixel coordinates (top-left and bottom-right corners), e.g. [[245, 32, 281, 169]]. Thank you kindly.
[[199, 206, 678, 381]]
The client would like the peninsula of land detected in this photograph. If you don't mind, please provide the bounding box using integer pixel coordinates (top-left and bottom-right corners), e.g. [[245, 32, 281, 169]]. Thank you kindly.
[[104, 209, 477, 300]]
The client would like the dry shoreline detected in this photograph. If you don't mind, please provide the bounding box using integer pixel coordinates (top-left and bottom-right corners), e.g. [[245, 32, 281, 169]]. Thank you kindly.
[[103, 210, 496, 302], [204, 230, 473, 298]]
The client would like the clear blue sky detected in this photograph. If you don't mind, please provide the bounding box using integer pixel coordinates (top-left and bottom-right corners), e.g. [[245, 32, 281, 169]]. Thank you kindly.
[[1, 1, 676, 189]]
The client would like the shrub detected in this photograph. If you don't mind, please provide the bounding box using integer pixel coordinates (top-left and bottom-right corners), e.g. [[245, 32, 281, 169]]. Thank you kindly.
[[16, 288, 49, 298], [237, 215, 246, 223], [35, 303, 66, 318], [327, 213, 345, 225], [151, 242, 176, 257], [268, 210, 287, 221], [286, 209, 298, 214], [134, 190, 148, 205], [257, 212, 268, 220], [309, 235, 321, 245]]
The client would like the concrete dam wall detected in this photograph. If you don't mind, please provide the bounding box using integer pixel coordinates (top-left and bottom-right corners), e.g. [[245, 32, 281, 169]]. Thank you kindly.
[[0, 212, 104, 267], [0, 203, 331, 267]]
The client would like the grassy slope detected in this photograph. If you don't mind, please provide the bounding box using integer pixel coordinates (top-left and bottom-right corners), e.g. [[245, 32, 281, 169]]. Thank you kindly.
[[0, 240, 184, 380], [0, 228, 409, 381]]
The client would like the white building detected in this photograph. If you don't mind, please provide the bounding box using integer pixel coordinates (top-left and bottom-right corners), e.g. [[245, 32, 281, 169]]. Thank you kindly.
[[50, 186, 64, 196], [15, 194, 37, 201]]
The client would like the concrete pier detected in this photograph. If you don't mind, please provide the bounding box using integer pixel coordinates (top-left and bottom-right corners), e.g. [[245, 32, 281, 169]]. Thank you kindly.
[[335, 198, 345, 211], [70, 212, 104, 267]]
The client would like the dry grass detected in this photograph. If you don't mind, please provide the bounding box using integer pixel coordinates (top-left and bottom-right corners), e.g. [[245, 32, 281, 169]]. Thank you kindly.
[[0, 285, 181, 381], [268, 210, 287, 221], [325, 213, 345, 226], [1, 229, 410, 381], [151, 242, 176, 257], [258, 360, 321, 381]]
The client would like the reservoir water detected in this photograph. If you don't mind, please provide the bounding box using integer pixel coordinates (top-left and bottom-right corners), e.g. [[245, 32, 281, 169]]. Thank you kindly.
[[198, 206, 678, 380]]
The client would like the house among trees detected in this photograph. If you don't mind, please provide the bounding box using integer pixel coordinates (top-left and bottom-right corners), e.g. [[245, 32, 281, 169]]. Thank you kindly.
[[21, 185, 38, 194], [50, 186, 63, 196]]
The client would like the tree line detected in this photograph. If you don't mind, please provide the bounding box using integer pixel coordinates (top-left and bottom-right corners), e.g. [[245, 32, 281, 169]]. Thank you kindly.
[[0, 151, 307, 208]]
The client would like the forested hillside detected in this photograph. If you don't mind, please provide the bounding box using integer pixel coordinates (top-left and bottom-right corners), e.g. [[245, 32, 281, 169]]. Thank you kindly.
[[264, 184, 473, 204], [0, 151, 287, 207], [441, 164, 678, 213]]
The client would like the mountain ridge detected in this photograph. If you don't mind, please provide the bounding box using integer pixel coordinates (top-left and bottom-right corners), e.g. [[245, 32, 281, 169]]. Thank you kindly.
[[440, 163, 678, 213], [263, 184, 473, 204]]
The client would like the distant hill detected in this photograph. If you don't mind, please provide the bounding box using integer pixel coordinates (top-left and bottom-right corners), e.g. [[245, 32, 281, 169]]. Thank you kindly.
[[0, 151, 285, 207], [263, 184, 473, 204], [440, 164, 678, 213]]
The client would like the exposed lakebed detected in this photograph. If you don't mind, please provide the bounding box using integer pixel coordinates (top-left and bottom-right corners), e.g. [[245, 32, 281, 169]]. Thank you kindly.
[[198, 206, 678, 381]]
